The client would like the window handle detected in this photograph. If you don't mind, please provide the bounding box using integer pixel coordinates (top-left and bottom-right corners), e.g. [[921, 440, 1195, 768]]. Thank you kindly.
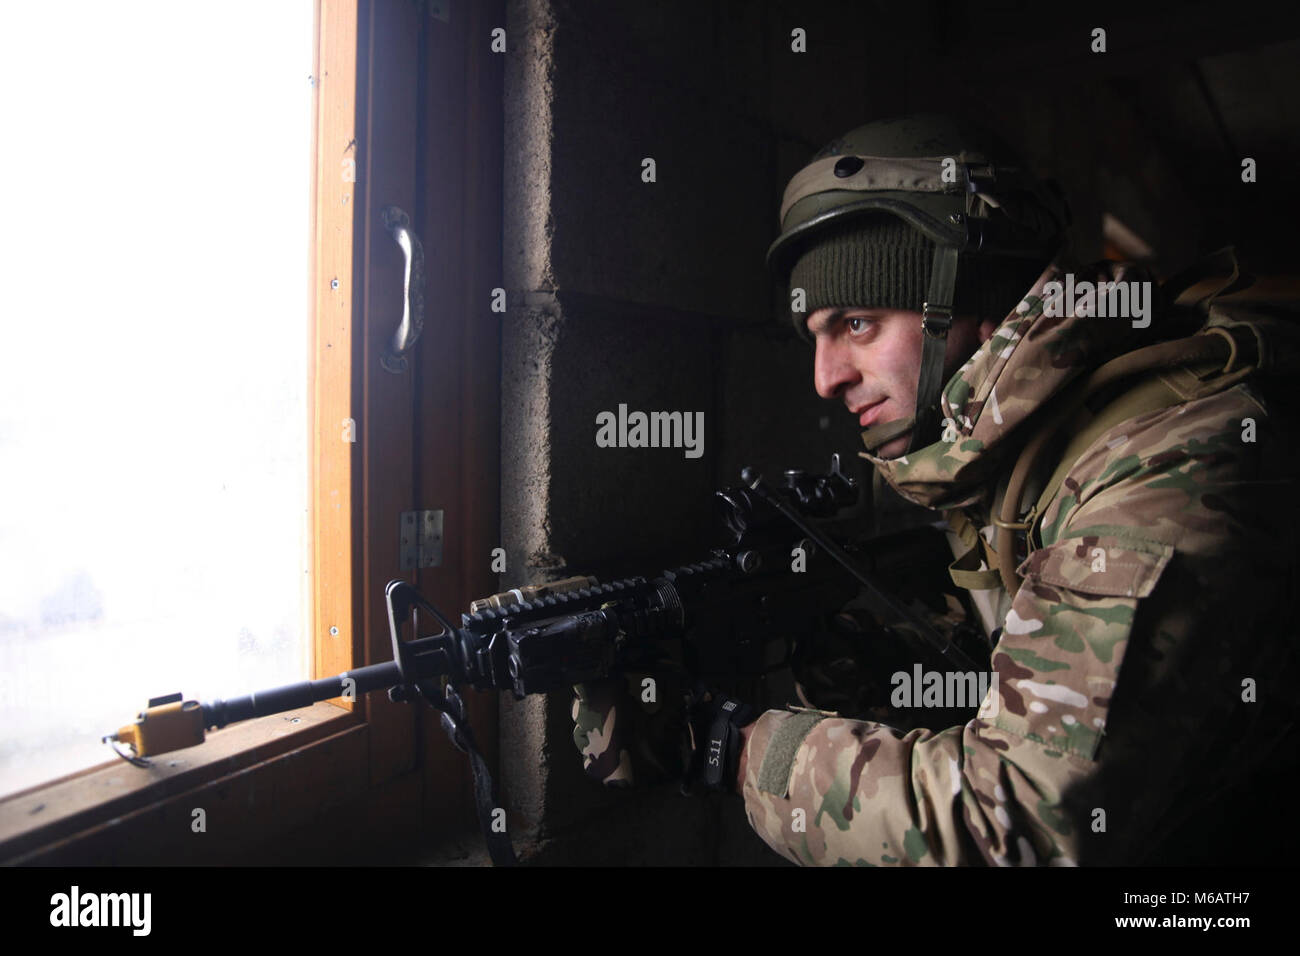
[[380, 205, 425, 373]]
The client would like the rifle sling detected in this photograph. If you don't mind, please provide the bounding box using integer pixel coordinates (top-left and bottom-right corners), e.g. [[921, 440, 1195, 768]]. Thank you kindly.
[[423, 681, 519, 866], [944, 509, 1004, 591]]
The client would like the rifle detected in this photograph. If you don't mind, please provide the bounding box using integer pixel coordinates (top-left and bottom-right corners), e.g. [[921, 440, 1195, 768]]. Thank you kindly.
[[105, 455, 981, 865]]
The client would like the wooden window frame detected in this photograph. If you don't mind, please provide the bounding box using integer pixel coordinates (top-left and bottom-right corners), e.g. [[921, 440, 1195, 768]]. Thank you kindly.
[[0, 0, 478, 865]]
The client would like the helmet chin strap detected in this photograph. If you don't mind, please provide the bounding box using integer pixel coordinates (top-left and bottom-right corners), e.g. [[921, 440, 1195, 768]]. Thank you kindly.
[[860, 416, 914, 455], [859, 245, 960, 459]]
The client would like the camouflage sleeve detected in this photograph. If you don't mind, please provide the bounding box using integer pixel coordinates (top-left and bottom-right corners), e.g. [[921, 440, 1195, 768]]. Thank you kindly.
[[739, 693, 1085, 865], [738, 536, 1131, 867], [740, 385, 1293, 865]]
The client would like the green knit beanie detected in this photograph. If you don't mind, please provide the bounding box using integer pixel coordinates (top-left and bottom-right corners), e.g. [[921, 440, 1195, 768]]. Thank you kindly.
[[788, 215, 1044, 339]]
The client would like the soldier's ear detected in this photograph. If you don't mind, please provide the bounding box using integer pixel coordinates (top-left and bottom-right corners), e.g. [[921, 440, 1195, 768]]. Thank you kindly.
[[977, 317, 999, 343]]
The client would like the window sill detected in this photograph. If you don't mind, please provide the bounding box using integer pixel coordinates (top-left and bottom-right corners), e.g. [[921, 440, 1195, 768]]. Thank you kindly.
[[0, 700, 356, 863]]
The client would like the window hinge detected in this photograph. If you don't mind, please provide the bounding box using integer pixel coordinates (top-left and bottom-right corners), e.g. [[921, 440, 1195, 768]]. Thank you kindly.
[[399, 510, 443, 569]]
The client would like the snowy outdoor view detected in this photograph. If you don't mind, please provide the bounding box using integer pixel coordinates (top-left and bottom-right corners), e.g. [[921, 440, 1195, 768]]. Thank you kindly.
[[0, 1, 315, 796]]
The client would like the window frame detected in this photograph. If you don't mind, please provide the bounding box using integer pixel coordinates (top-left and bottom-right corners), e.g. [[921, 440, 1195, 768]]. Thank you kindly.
[[0, 0, 445, 865]]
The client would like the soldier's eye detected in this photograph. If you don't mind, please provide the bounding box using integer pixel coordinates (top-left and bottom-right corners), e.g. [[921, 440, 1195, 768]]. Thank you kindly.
[[846, 316, 874, 336]]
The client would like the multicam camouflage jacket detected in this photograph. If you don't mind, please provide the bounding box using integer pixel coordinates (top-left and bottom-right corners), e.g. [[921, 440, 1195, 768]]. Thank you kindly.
[[740, 258, 1300, 865]]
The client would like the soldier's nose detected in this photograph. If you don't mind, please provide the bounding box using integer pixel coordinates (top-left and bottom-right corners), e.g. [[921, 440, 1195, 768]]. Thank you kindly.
[[813, 337, 859, 400]]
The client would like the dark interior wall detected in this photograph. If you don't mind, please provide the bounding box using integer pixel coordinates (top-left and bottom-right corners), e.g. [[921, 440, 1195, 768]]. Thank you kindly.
[[496, 0, 1300, 864]]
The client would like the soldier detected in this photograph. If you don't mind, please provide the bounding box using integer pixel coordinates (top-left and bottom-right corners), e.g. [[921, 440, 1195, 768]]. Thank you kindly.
[[574, 115, 1300, 865]]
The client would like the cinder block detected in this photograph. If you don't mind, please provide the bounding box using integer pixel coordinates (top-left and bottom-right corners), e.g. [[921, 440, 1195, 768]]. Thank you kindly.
[[544, 295, 720, 566], [504, 0, 559, 294], [546, 92, 773, 316], [503, 4, 774, 316]]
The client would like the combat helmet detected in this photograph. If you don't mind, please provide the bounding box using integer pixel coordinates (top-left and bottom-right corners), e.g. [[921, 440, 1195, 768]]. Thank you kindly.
[[768, 115, 1070, 455]]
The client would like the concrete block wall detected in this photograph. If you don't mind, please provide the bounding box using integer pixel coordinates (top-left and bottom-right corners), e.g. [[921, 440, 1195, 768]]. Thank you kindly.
[[498, 0, 871, 865]]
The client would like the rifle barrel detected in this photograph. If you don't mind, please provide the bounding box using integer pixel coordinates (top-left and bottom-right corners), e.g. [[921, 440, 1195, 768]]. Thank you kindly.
[[203, 661, 402, 729]]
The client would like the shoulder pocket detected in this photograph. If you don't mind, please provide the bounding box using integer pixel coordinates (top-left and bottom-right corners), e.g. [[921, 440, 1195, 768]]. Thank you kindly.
[[1017, 535, 1172, 599], [981, 536, 1172, 761]]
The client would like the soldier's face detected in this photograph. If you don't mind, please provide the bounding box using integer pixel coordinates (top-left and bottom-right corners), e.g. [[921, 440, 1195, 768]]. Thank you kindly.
[[806, 307, 992, 459]]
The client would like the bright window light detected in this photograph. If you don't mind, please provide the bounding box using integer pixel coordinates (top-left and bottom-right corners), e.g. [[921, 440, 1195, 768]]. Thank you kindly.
[[0, 1, 315, 796]]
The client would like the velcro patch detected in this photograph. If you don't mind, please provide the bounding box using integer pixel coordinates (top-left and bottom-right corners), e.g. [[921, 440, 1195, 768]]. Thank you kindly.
[[757, 712, 825, 798]]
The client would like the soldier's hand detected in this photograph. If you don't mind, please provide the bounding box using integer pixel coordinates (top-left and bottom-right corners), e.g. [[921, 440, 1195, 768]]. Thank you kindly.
[[791, 608, 888, 718], [792, 597, 980, 726], [571, 671, 688, 788]]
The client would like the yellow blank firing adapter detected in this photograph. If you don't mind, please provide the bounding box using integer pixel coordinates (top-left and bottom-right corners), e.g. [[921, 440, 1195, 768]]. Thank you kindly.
[[104, 693, 206, 766]]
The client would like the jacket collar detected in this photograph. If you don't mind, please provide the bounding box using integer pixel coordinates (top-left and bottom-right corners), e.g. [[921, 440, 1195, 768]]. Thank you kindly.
[[863, 259, 1159, 509]]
